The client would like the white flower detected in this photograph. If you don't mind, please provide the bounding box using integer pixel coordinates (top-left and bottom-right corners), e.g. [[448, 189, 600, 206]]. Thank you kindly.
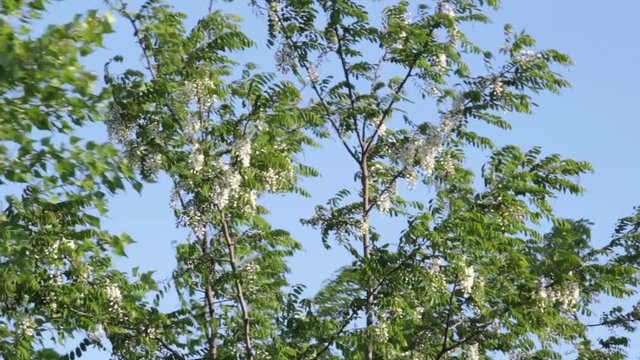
[[439, 2, 455, 17], [441, 155, 455, 177], [400, 139, 419, 169], [372, 322, 389, 342], [537, 285, 548, 300], [308, 66, 319, 83], [460, 265, 475, 295], [514, 50, 541, 63], [248, 190, 257, 209], [189, 144, 205, 172], [212, 187, 231, 209], [269, 1, 282, 31], [405, 169, 418, 190], [558, 282, 580, 311], [169, 186, 180, 209], [186, 206, 208, 238], [264, 165, 293, 192], [500, 42, 512, 53], [243, 262, 261, 281], [185, 79, 217, 107], [17, 316, 35, 337], [77, 264, 92, 284], [105, 283, 122, 306], [402, 12, 412, 25], [469, 343, 480, 360], [61, 237, 76, 251], [428, 85, 443, 97], [419, 137, 440, 175], [428, 257, 442, 275], [48, 240, 60, 255], [89, 324, 105, 342], [436, 53, 447, 70], [234, 138, 252, 168], [376, 191, 391, 214], [276, 46, 294, 73], [106, 103, 134, 144], [227, 171, 242, 192], [358, 220, 369, 236], [184, 117, 201, 140], [490, 76, 505, 97], [142, 153, 162, 178], [377, 122, 387, 136]]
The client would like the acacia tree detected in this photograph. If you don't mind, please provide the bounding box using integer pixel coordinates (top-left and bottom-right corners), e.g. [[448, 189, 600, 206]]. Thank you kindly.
[[253, 1, 640, 359], [2, 0, 640, 359], [0, 2, 163, 360]]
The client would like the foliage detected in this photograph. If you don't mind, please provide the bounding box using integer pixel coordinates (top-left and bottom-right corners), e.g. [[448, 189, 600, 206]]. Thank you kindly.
[[1, 0, 639, 359]]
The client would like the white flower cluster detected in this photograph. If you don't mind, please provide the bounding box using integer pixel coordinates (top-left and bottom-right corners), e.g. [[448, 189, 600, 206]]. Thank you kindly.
[[490, 76, 505, 97], [514, 50, 542, 64], [438, 1, 456, 18], [436, 53, 448, 71], [60, 237, 76, 251], [397, 98, 461, 183], [43, 291, 57, 312], [499, 42, 513, 53], [372, 322, 389, 342], [460, 264, 475, 295], [184, 78, 217, 108], [275, 45, 294, 73], [441, 155, 455, 177], [427, 257, 446, 289], [376, 191, 392, 214], [17, 316, 35, 337], [77, 263, 92, 284], [376, 121, 387, 136], [307, 65, 319, 83], [89, 324, 105, 343], [242, 262, 261, 281], [248, 189, 258, 210], [169, 186, 181, 209], [358, 219, 369, 236], [189, 143, 205, 172], [428, 84, 443, 98], [264, 165, 294, 192], [537, 280, 580, 311], [184, 116, 202, 141], [185, 205, 208, 239], [268, 1, 282, 31], [141, 153, 162, 178], [405, 169, 418, 189], [469, 343, 480, 360], [213, 164, 242, 209], [105, 282, 122, 310], [106, 103, 135, 144], [233, 138, 252, 168]]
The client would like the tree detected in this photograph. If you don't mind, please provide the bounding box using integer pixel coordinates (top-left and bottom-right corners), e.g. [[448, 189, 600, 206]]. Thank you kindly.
[[0, 2, 162, 359], [2, 0, 639, 359]]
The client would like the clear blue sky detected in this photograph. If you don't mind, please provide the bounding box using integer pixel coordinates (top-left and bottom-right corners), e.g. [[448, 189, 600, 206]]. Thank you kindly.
[[43, 0, 640, 358]]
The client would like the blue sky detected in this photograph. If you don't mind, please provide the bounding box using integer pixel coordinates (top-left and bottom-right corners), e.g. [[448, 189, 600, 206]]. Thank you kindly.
[[43, 0, 640, 357]]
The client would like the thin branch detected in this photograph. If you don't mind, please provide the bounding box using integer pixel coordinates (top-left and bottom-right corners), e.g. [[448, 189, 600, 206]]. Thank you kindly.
[[158, 338, 187, 360], [334, 26, 362, 147], [437, 275, 459, 359], [218, 210, 255, 360], [365, 29, 437, 153], [272, 10, 359, 162]]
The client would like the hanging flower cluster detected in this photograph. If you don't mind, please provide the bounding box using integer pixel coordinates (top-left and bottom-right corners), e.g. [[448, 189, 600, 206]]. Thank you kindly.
[[537, 280, 580, 311]]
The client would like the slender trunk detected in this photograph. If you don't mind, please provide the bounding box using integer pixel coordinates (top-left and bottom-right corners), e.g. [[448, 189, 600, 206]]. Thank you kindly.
[[201, 230, 218, 359], [219, 214, 254, 360], [361, 154, 374, 360]]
